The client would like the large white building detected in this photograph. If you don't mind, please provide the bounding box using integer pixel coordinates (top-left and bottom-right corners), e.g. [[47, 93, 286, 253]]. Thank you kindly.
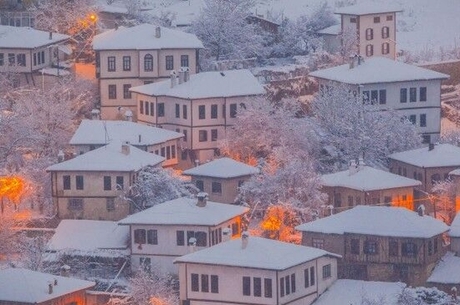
[[310, 57, 449, 143]]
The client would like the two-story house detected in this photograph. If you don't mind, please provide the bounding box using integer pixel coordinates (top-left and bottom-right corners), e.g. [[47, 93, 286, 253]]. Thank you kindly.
[[130, 69, 266, 168], [70, 119, 183, 167], [310, 56, 449, 143], [46, 141, 164, 221], [0, 25, 70, 86], [0, 268, 95, 305], [174, 234, 340, 305], [296, 206, 449, 286], [118, 195, 249, 274], [92, 23, 204, 120], [182, 157, 259, 204], [321, 159, 421, 214]]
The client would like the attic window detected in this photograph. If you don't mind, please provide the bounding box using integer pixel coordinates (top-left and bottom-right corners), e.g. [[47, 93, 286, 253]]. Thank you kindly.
[[350, 17, 357, 23], [386, 15, 393, 21]]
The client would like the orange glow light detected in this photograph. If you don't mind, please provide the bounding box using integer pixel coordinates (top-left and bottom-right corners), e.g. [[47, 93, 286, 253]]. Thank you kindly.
[[0, 176, 24, 203]]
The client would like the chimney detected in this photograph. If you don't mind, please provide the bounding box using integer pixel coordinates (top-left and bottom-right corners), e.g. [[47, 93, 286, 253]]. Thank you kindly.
[[184, 67, 190, 82], [57, 150, 65, 162], [124, 109, 133, 121], [358, 157, 365, 171], [91, 109, 100, 120], [178, 67, 185, 85], [188, 237, 197, 252], [138, 134, 142, 143], [114, 22, 119, 30], [349, 54, 359, 69], [49, 32, 52, 40], [155, 26, 161, 38], [48, 283, 53, 294], [349, 159, 358, 175], [196, 192, 208, 207], [429, 143, 435, 151], [417, 204, 425, 216], [222, 227, 231, 242], [121, 141, 130, 155], [54, 279, 58, 286], [357, 55, 365, 65], [241, 231, 249, 249], [170, 70, 177, 88], [60, 265, 71, 277]]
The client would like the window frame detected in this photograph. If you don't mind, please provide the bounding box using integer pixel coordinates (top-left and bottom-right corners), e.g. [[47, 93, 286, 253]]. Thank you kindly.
[[165, 55, 174, 70], [63, 175, 71, 190], [365, 28, 374, 40], [180, 54, 189, 67], [122, 55, 131, 71], [420, 87, 427, 102], [103, 176, 112, 191], [76, 175, 84, 190], [366, 44, 374, 56], [108, 84, 117, 99], [211, 181, 222, 194], [144, 54, 153, 71], [123, 84, 132, 99], [107, 56, 116, 72]]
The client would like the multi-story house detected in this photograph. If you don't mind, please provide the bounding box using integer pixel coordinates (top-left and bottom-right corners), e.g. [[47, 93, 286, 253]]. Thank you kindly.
[[92, 23, 204, 120], [0, 25, 70, 86], [174, 234, 340, 305], [0, 268, 95, 305], [321, 159, 421, 214], [335, 3, 402, 59], [0, 0, 36, 28], [70, 118, 183, 167], [296, 206, 449, 286], [130, 69, 266, 168], [182, 157, 259, 204], [46, 141, 164, 221], [118, 195, 249, 273], [310, 56, 449, 143]]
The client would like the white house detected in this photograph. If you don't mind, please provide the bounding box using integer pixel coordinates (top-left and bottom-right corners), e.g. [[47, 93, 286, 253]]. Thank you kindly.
[[310, 57, 449, 143], [182, 157, 259, 204], [130, 69, 266, 168], [70, 119, 183, 167], [46, 141, 164, 221], [92, 23, 204, 120], [174, 235, 340, 305], [118, 195, 249, 274]]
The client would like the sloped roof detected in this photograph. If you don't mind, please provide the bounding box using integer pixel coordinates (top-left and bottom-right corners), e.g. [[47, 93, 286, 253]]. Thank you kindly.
[[174, 236, 340, 270], [183, 157, 259, 178], [318, 24, 341, 35], [449, 212, 460, 237], [389, 144, 460, 168], [92, 23, 203, 50], [309, 57, 449, 85], [48, 220, 129, 253], [0, 268, 95, 303], [0, 26, 70, 49], [296, 206, 448, 238], [334, 3, 403, 15], [119, 197, 249, 226], [46, 141, 164, 172], [70, 120, 183, 146], [321, 166, 421, 191], [450, 168, 460, 176], [130, 69, 266, 99], [427, 252, 460, 284]]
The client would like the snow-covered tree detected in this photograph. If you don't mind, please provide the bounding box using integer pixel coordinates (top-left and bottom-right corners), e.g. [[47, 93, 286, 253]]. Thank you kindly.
[[338, 25, 359, 62], [432, 179, 458, 224], [0, 211, 18, 259]]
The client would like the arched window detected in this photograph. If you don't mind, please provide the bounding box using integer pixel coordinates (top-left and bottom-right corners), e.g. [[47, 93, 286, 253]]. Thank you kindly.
[[381, 26, 390, 39], [144, 54, 153, 71], [382, 42, 390, 54], [366, 44, 374, 56], [365, 28, 373, 40]]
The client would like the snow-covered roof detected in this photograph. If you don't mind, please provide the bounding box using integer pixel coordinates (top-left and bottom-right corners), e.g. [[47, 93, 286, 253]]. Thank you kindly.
[[389, 144, 460, 168], [449, 212, 460, 237], [321, 166, 421, 191], [174, 236, 340, 270], [317, 24, 341, 35], [334, 3, 403, 15], [296, 206, 448, 238], [119, 197, 249, 226], [92, 23, 204, 50], [313, 279, 405, 305], [130, 69, 266, 99], [46, 141, 164, 172], [0, 26, 70, 49], [309, 57, 449, 85], [0, 268, 95, 303], [48, 220, 129, 254], [70, 120, 183, 146], [183, 157, 259, 179], [450, 168, 460, 176], [427, 252, 460, 284]]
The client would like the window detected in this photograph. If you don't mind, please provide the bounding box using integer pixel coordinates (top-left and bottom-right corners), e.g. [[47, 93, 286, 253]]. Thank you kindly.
[[147, 229, 158, 245], [400, 88, 407, 103], [374, 16, 380, 23], [334, 193, 342, 207], [144, 54, 153, 71], [17, 54, 25, 66], [176, 231, 185, 246], [312, 238, 324, 249], [366, 44, 374, 56], [389, 240, 399, 256], [322, 264, 332, 279], [254, 277, 262, 297], [348, 195, 354, 207], [410, 87, 417, 102], [371, 90, 378, 104], [382, 26, 389, 38], [150, 103, 154, 116], [175, 104, 180, 118], [106, 198, 115, 211], [145, 101, 149, 115], [365, 28, 373, 40], [134, 229, 147, 244], [183, 105, 187, 119], [0, 53, 3, 66], [123, 84, 132, 99], [191, 274, 199, 291], [291, 274, 296, 293], [420, 114, 427, 127], [310, 266, 315, 286], [382, 42, 390, 54], [351, 239, 360, 254], [201, 274, 209, 292], [196, 180, 204, 191], [431, 173, 441, 184], [434, 238, 438, 253], [187, 231, 207, 247], [409, 114, 416, 125], [123, 56, 131, 71], [264, 278, 272, 298], [181, 55, 189, 67], [428, 240, 433, 255], [108, 56, 116, 71], [230, 103, 237, 118], [183, 129, 188, 142], [161, 147, 165, 157], [211, 275, 219, 293], [40, 51, 45, 64], [103, 176, 111, 190], [8, 53, 15, 65], [166, 55, 174, 70], [172, 145, 176, 159], [243, 276, 251, 296], [76, 175, 84, 190], [384, 196, 392, 203], [166, 146, 171, 159], [199, 105, 206, 119], [211, 104, 218, 119], [280, 277, 285, 297], [199, 130, 208, 142], [422, 135, 431, 144], [364, 240, 378, 254], [68, 198, 83, 210], [222, 104, 226, 118], [139, 100, 144, 114], [386, 15, 393, 21], [350, 17, 357, 23], [212, 182, 222, 194], [362, 90, 370, 102], [157, 103, 165, 117], [108, 84, 117, 99], [211, 129, 218, 141], [116, 176, 124, 190], [139, 257, 151, 272], [420, 87, 427, 101], [402, 242, 417, 257], [63, 175, 71, 190], [304, 269, 310, 287]]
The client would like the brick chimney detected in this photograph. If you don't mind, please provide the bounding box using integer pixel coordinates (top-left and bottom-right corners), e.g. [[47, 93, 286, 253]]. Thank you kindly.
[[196, 192, 208, 207], [170, 70, 177, 88], [155, 26, 161, 38], [241, 231, 249, 249], [121, 142, 130, 155]]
